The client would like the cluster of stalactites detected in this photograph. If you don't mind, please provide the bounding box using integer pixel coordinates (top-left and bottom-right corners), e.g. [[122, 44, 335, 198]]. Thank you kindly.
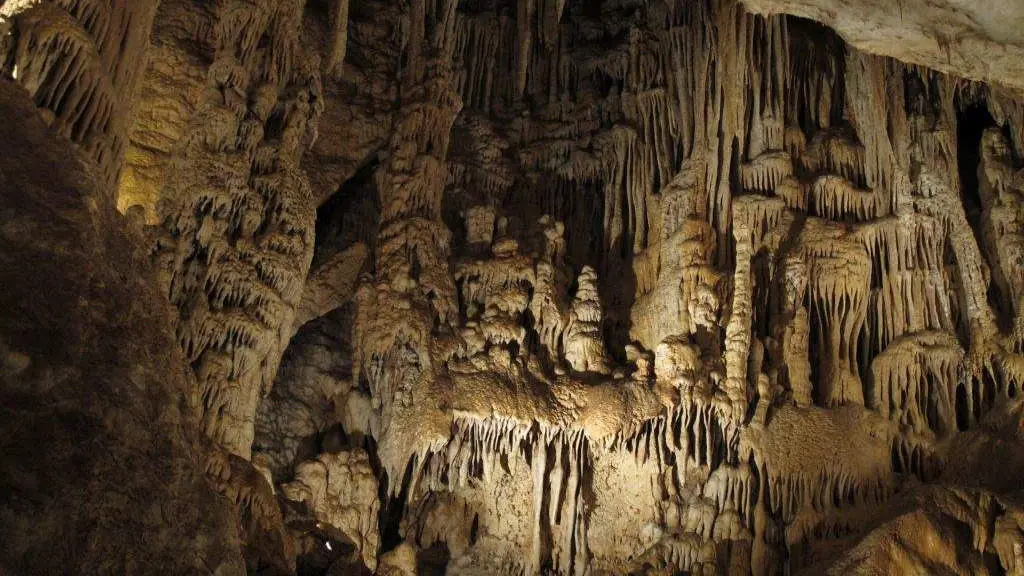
[[412, 406, 769, 575], [738, 94, 964, 415], [610, 3, 792, 258], [440, 4, 981, 432], [0, 0, 160, 192], [857, 215, 954, 354], [399, 415, 589, 575], [599, 394, 756, 573], [765, 465, 892, 549], [156, 0, 323, 458], [445, 0, 570, 112], [603, 394, 740, 472], [213, 0, 309, 86], [446, 114, 516, 212], [372, 6, 1024, 575], [451, 0, 798, 273], [514, 0, 568, 101], [870, 331, 964, 436]]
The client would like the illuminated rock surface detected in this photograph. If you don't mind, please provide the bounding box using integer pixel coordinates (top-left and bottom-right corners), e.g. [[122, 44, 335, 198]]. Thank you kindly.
[[3, 1, 1024, 574]]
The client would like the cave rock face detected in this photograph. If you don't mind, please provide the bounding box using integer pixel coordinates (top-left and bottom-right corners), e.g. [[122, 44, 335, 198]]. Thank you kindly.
[[4, 0, 1024, 575]]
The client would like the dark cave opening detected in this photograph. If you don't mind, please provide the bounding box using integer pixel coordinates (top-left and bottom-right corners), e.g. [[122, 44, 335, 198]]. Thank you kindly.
[[955, 102, 1015, 332], [313, 156, 380, 268], [983, 367, 999, 415], [375, 437, 411, 555], [957, 103, 996, 224], [956, 383, 970, 431]]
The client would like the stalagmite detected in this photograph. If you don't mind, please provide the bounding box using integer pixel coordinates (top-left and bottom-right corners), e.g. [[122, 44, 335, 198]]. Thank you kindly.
[[563, 266, 612, 374]]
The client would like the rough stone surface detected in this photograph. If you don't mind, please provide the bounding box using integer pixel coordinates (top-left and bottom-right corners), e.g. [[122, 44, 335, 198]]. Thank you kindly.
[[742, 0, 1024, 95], [281, 450, 380, 570], [0, 77, 245, 575], [5, 0, 1024, 575]]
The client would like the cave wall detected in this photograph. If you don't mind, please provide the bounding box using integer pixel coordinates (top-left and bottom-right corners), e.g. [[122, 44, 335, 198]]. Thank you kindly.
[[0, 1, 245, 571], [3, 0, 1024, 575]]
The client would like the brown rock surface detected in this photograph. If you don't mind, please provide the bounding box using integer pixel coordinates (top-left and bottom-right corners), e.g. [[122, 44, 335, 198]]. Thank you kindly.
[[0, 78, 244, 575], [5, 0, 1024, 574]]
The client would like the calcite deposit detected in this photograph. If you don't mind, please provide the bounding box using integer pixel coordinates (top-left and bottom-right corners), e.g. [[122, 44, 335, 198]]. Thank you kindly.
[[3, 0, 1024, 575]]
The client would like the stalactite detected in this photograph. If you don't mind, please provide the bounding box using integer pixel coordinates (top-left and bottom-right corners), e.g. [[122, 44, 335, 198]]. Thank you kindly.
[[515, 0, 535, 101], [844, 50, 901, 208], [85, 1, 1024, 573], [155, 0, 324, 459], [1, 0, 160, 192], [871, 331, 964, 436], [325, 0, 350, 78]]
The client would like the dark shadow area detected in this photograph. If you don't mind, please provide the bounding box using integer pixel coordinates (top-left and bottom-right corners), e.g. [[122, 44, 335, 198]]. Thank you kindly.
[[313, 156, 380, 268], [417, 542, 452, 575], [955, 103, 1015, 332], [956, 384, 970, 431]]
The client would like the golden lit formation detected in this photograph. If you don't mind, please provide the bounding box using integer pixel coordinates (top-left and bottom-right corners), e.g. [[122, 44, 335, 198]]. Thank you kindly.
[[2, 1, 1024, 574]]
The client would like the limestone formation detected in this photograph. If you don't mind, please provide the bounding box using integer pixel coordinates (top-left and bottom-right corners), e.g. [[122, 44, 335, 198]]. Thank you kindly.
[[0, 27, 243, 576], [563, 265, 613, 374], [152, 0, 324, 460], [6, 0, 1024, 575], [281, 450, 380, 570]]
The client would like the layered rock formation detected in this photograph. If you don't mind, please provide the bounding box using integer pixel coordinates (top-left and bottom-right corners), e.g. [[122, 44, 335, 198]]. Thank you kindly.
[[4, 0, 1024, 575]]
